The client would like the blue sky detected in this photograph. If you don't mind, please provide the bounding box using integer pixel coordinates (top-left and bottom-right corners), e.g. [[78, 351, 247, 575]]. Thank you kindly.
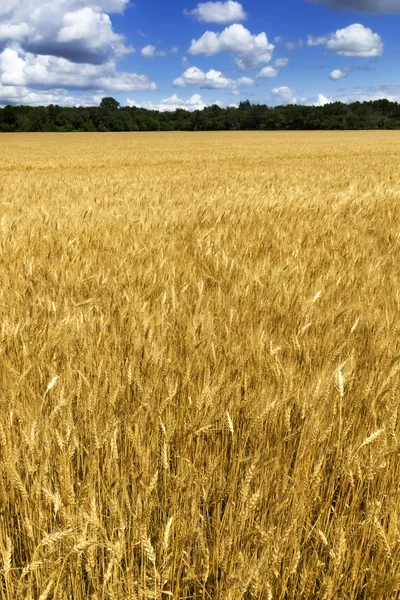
[[0, 0, 399, 108]]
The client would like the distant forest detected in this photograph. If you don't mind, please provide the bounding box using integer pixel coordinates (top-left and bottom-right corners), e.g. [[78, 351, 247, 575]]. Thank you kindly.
[[1, 96, 400, 132]]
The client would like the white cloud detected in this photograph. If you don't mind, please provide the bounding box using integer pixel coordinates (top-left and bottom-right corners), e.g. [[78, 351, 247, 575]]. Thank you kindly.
[[142, 45, 157, 57], [129, 85, 400, 112], [303, 85, 400, 105], [141, 45, 178, 57], [309, 0, 400, 13], [285, 39, 304, 50], [308, 23, 383, 57], [0, 84, 103, 106], [96, 72, 157, 92], [258, 66, 279, 78], [0, 47, 156, 93], [307, 35, 328, 46], [0, 0, 129, 18], [127, 94, 240, 111], [184, 1, 246, 23], [0, 47, 26, 86], [272, 86, 297, 104], [173, 66, 253, 90], [300, 93, 332, 106], [315, 93, 332, 105], [57, 8, 118, 47], [0, 23, 31, 42], [330, 68, 346, 80], [257, 59, 288, 78], [189, 23, 274, 69], [141, 45, 166, 57], [237, 76, 254, 86], [330, 85, 400, 103], [274, 57, 289, 68], [174, 66, 232, 88], [0, 0, 132, 64], [127, 93, 212, 111]]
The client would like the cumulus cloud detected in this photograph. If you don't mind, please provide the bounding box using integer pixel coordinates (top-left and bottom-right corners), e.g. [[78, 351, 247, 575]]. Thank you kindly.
[[0, 84, 103, 106], [304, 84, 400, 105], [57, 9, 113, 44], [184, 0, 246, 23], [0, 0, 132, 64], [330, 68, 346, 79], [274, 57, 289, 68], [141, 45, 179, 57], [309, 0, 400, 13], [141, 45, 166, 57], [299, 93, 333, 106], [307, 35, 329, 47], [257, 58, 288, 78], [0, 46, 156, 96], [237, 76, 254, 86], [173, 66, 254, 90], [330, 64, 372, 79], [189, 23, 274, 69], [0, 23, 31, 42], [331, 84, 400, 102], [314, 93, 332, 105], [308, 23, 383, 57], [258, 66, 279, 78], [0, 0, 129, 18], [126, 93, 216, 111], [0, 1, 159, 103], [272, 86, 297, 104]]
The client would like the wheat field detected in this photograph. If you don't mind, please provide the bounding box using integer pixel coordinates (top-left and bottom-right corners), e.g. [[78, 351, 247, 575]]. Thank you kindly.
[[1, 131, 400, 599]]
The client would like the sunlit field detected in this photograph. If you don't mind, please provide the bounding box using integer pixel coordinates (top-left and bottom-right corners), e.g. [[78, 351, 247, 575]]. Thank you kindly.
[[1, 131, 400, 599]]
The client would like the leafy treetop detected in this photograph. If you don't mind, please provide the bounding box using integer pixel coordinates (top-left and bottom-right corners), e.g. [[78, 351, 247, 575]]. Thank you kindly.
[[100, 97, 120, 111]]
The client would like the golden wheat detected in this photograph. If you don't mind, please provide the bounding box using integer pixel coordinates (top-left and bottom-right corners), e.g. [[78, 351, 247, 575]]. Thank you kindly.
[[1, 131, 400, 599]]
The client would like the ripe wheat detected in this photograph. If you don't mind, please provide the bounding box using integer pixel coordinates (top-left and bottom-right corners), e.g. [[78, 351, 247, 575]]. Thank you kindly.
[[1, 131, 400, 599]]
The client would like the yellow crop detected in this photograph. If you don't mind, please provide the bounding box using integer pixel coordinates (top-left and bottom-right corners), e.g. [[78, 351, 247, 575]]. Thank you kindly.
[[1, 131, 400, 599]]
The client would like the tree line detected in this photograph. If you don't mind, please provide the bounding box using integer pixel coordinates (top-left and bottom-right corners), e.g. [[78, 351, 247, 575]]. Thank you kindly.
[[1, 96, 400, 132]]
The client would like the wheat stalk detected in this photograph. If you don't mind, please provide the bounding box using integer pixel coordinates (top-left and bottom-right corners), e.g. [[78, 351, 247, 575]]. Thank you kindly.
[[1, 131, 400, 600]]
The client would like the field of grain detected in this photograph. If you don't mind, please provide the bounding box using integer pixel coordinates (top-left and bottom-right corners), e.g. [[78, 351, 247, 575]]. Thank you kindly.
[[1, 131, 400, 599]]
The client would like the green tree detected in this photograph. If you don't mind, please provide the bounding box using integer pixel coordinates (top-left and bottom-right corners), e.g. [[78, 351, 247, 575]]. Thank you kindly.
[[1, 98, 400, 132], [100, 97, 120, 111]]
